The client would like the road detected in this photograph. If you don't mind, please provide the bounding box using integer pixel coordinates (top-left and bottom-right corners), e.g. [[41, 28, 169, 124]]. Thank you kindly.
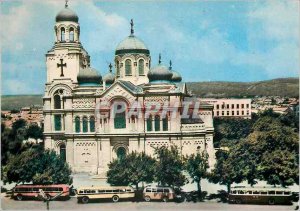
[[1, 195, 297, 211]]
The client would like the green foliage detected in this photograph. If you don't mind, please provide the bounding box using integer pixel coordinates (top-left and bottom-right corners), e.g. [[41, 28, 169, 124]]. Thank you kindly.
[[258, 150, 299, 187], [155, 145, 187, 187], [185, 151, 209, 194], [208, 150, 244, 192], [213, 117, 253, 147], [107, 151, 156, 189], [25, 124, 43, 141], [211, 109, 299, 189], [3, 148, 72, 185]]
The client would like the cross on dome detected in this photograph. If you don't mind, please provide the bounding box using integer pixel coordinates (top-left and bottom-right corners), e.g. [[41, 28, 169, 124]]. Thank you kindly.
[[169, 60, 172, 70], [130, 19, 134, 35], [109, 63, 113, 72], [158, 53, 162, 64], [65, 0, 68, 8]]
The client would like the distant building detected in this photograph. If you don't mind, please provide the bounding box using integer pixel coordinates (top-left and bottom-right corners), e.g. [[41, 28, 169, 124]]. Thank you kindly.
[[201, 98, 252, 119]]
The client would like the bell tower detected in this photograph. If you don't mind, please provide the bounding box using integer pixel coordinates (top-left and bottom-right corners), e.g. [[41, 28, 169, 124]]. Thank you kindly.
[[45, 1, 90, 83]]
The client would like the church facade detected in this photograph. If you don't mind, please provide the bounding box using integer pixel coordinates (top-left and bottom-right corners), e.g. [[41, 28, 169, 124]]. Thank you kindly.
[[43, 4, 215, 176]]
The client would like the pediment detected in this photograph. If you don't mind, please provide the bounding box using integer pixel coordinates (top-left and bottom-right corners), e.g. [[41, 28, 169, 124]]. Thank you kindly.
[[100, 82, 136, 103]]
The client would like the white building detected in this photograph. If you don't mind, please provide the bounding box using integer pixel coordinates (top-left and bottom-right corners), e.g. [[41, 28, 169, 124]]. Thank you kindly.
[[43, 4, 215, 176], [201, 98, 252, 119]]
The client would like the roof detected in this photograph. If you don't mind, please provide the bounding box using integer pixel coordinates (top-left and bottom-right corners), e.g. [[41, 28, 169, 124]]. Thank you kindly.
[[119, 80, 143, 94], [77, 186, 133, 190], [115, 35, 149, 55], [56, 7, 78, 23]]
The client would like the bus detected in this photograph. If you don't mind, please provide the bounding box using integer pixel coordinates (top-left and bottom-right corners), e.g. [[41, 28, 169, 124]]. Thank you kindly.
[[12, 184, 70, 201], [77, 186, 135, 203], [229, 186, 293, 205]]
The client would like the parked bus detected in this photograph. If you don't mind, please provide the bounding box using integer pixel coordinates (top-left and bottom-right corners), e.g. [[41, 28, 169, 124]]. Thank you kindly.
[[229, 186, 293, 205], [143, 186, 175, 202], [77, 186, 135, 203], [12, 184, 70, 201]]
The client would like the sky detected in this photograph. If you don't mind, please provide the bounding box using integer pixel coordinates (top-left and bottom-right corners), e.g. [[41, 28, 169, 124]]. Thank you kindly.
[[1, 0, 299, 95]]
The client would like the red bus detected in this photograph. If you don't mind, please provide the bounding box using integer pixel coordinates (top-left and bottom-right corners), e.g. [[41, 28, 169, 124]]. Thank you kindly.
[[12, 184, 70, 201]]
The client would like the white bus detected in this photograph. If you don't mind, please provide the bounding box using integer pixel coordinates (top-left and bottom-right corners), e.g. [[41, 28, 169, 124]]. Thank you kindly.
[[77, 186, 135, 203], [229, 186, 293, 205]]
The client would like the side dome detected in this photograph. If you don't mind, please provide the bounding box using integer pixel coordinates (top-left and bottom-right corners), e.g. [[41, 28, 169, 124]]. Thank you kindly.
[[77, 67, 102, 86], [103, 64, 115, 85], [170, 71, 182, 82], [148, 56, 173, 83], [56, 6, 79, 23]]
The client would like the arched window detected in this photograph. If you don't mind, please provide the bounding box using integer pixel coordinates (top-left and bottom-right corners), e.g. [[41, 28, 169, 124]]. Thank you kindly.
[[75, 116, 80, 133], [69, 27, 74, 41], [147, 115, 152, 131], [197, 146, 201, 153], [116, 147, 126, 160], [61, 27, 65, 41], [60, 144, 66, 161], [114, 111, 126, 129], [82, 116, 88, 132], [116, 61, 120, 76], [90, 116, 95, 132], [155, 115, 160, 131], [54, 95, 61, 109], [138, 59, 144, 75], [125, 59, 132, 75], [162, 116, 168, 131]]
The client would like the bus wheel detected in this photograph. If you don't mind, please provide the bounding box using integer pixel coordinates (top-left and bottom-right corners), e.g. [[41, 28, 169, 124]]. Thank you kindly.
[[112, 195, 119, 203], [162, 197, 168, 202], [236, 199, 242, 204], [268, 198, 275, 205], [81, 196, 89, 204], [144, 196, 151, 202], [16, 194, 23, 201]]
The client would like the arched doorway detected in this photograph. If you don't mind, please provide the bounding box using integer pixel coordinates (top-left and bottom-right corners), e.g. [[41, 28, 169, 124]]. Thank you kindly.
[[116, 147, 126, 160]]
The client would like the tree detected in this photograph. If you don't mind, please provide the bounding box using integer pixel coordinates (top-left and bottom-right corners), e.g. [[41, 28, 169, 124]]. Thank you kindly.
[[155, 145, 186, 188], [185, 151, 209, 197], [258, 150, 299, 187], [25, 124, 43, 144], [3, 148, 72, 185], [208, 150, 244, 193], [107, 151, 156, 190]]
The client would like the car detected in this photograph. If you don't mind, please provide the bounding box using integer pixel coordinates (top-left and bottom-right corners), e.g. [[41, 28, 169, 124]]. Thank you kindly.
[[143, 186, 175, 202]]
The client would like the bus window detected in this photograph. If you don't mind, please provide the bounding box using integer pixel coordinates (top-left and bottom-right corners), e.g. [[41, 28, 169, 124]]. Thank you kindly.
[[260, 191, 267, 195], [106, 190, 113, 193], [98, 190, 105, 193], [246, 191, 252, 194], [238, 190, 245, 194], [164, 189, 170, 193], [157, 188, 163, 193], [79, 190, 83, 194], [253, 191, 259, 194], [145, 188, 151, 192], [276, 191, 283, 195], [232, 190, 237, 194], [126, 189, 131, 192], [113, 189, 120, 193], [58, 188, 63, 191], [268, 191, 275, 195], [284, 192, 290, 195], [152, 188, 157, 193], [33, 188, 39, 192]]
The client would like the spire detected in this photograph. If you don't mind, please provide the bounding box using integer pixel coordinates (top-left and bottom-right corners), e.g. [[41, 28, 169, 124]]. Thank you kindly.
[[169, 60, 172, 70], [109, 63, 112, 72], [159, 53, 161, 64], [130, 19, 134, 35], [65, 0, 68, 8]]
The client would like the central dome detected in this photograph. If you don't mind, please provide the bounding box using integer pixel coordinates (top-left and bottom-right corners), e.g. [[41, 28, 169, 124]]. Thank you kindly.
[[56, 7, 79, 23], [115, 35, 149, 55]]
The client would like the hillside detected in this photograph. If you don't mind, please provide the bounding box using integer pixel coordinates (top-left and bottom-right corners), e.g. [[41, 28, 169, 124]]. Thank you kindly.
[[1, 78, 298, 110], [187, 78, 299, 98]]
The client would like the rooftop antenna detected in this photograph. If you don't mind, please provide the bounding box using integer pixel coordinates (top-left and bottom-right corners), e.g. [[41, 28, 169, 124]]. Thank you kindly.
[[159, 53, 161, 64], [65, 0, 68, 8], [109, 63, 112, 72], [169, 60, 172, 70], [130, 19, 134, 35]]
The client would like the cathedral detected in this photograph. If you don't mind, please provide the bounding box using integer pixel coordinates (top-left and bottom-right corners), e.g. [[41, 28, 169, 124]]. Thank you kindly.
[[43, 3, 215, 176]]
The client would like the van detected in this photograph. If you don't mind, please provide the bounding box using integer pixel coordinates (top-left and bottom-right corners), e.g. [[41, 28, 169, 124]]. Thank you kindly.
[[143, 186, 175, 202]]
